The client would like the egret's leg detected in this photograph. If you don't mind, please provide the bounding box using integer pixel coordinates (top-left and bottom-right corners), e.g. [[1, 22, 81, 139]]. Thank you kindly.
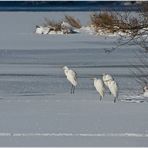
[[71, 85, 73, 94], [100, 96, 102, 101], [114, 97, 117, 103], [73, 86, 75, 94]]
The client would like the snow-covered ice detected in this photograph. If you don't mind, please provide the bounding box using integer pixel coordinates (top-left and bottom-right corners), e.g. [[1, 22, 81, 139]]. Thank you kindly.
[[0, 12, 148, 146]]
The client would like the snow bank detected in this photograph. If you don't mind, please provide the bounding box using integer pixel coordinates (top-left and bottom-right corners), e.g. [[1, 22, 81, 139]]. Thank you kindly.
[[35, 26, 50, 34], [78, 26, 96, 35], [35, 24, 132, 37], [35, 21, 78, 35]]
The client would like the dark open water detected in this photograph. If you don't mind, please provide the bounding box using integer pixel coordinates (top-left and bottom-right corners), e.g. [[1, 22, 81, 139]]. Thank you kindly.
[[0, 1, 141, 11]]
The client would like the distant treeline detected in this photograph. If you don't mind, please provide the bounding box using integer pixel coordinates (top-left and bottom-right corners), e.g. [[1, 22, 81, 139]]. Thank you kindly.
[[0, 1, 142, 11]]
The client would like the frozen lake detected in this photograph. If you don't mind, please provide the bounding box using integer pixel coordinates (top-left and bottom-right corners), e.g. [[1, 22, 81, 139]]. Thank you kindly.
[[0, 12, 148, 146]]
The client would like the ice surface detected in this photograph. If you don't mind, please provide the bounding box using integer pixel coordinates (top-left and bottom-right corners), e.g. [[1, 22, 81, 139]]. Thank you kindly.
[[0, 12, 147, 146]]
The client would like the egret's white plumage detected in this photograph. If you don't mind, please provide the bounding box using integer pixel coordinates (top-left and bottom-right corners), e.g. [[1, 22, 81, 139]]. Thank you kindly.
[[63, 66, 78, 94], [102, 73, 113, 87], [107, 80, 118, 103], [93, 78, 105, 100]]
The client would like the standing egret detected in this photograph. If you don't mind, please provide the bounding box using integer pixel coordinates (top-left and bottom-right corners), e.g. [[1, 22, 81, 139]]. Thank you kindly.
[[107, 80, 118, 103], [63, 66, 78, 94], [93, 78, 105, 101], [102, 73, 113, 88]]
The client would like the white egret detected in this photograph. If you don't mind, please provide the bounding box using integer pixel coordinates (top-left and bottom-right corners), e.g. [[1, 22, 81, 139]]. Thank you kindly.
[[102, 73, 113, 88], [63, 66, 78, 94], [93, 78, 105, 101], [107, 80, 118, 103]]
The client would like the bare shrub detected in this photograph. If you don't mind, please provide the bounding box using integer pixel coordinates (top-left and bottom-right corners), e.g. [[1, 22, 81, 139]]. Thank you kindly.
[[90, 12, 119, 33], [129, 2, 148, 91], [64, 15, 81, 28], [44, 17, 62, 31], [130, 53, 148, 91], [90, 9, 147, 35], [113, 5, 148, 52], [100, 4, 147, 53]]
